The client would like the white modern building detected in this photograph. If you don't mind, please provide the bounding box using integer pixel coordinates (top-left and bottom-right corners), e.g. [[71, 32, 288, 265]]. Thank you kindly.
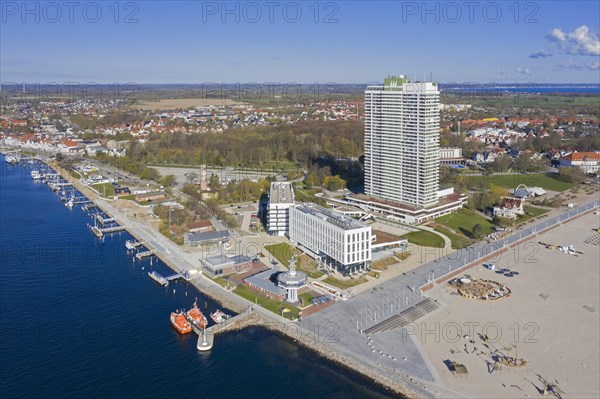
[[560, 152, 600, 174], [364, 75, 440, 208], [349, 74, 466, 224], [439, 147, 464, 165], [266, 182, 295, 236], [289, 203, 372, 276]]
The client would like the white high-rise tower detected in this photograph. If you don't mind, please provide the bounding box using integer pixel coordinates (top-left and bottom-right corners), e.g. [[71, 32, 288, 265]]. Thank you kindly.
[[364, 75, 440, 208]]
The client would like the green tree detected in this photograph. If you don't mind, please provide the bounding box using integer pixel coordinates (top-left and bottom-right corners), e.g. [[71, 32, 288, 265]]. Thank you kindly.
[[323, 175, 346, 191], [160, 174, 176, 187], [472, 223, 483, 239]]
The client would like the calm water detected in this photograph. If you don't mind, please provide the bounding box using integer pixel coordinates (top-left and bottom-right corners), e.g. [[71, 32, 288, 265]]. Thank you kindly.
[[0, 158, 398, 399]]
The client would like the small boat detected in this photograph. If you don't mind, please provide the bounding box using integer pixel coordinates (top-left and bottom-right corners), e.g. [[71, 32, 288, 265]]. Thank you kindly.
[[186, 300, 208, 328], [170, 311, 192, 334], [5, 155, 19, 165], [210, 309, 229, 324], [65, 199, 74, 209], [31, 170, 42, 180], [125, 240, 139, 251]]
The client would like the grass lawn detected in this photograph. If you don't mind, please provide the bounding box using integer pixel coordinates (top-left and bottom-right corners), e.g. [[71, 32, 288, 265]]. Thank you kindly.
[[264, 243, 324, 278], [233, 284, 300, 319], [323, 276, 368, 289], [213, 277, 231, 288], [298, 291, 319, 306], [91, 183, 115, 197], [435, 208, 495, 239], [434, 226, 473, 249], [69, 169, 81, 179], [371, 256, 398, 271], [523, 206, 549, 218], [467, 173, 575, 192], [401, 230, 445, 248]]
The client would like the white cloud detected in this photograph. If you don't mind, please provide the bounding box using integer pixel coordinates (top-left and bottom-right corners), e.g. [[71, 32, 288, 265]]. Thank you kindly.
[[529, 50, 553, 59], [547, 25, 600, 56], [515, 67, 532, 75]]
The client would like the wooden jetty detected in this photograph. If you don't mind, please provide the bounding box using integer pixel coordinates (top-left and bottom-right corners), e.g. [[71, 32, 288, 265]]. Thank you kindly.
[[91, 225, 126, 238], [148, 271, 168, 286], [95, 214, 116, 225], [135, 250, 155, 260]]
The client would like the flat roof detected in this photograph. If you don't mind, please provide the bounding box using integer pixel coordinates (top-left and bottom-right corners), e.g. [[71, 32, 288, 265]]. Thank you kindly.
[[186, 229, 231, 243], [269, 182, 294, 204], [294, 202, 366, 231], [204, 254, 252, 268], [244, 269, 285, 296]]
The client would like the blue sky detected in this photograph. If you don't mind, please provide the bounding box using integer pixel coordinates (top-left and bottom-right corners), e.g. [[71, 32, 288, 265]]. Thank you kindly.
[[1, 1, 599, 83]]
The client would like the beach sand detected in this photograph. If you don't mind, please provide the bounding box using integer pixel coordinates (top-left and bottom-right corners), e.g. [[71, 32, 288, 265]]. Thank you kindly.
[[416, 211, 600, 398]]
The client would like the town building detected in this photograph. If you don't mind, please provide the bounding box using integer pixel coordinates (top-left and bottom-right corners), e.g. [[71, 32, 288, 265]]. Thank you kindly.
[[266, 182, 295, 236], [185, 219, 214, 233], [439, 147, 464, 165], [243, 269, 286, 300], [352, 74, 466, 224], [493, 197, 525, 219], [276, 256, 307, 303], [289, 203, 372, 276], [183, 229, 231, 247], [364, 75, 440, 208], [560, 152, 600, 174], [199, 254, 257, 277], [134, 191, 166, 202]]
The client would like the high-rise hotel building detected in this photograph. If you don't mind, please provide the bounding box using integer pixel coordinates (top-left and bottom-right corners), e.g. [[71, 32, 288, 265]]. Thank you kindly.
[[364, 75, 440, 208]]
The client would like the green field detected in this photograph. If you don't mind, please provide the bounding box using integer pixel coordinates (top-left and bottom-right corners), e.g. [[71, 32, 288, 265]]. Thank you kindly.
[[323, 276, 368, 289], [401, 230, 445, 248], [466, 173, 575, 192], [264, 242, 324, 278], [91, 183, 115, 197], [435, 208, 495, 239], [233, 284, 300, 319], [433, 226, 472, 249], [69, 169, 81, 179], [298, 291, 319, 306], [522, 206, 549, 218]]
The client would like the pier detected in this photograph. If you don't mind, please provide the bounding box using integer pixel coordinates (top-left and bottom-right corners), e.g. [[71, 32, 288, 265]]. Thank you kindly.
[[125, 240, 145, 251], [90, 225, 126, 238], [135, 250, 155, 260], [192, 307, 254, 351], [95, 214, 116, 225], [49, 182, 72, 191], [145, 269, 189, 284], [148, 271, 168, 286]]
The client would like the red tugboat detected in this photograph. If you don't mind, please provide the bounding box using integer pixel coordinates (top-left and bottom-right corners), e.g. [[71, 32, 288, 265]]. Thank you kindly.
[[186, 300, 208, 328], [170, 311, 192, 334]]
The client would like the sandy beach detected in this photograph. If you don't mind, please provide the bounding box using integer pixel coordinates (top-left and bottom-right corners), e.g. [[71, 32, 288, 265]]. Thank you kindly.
[[416, 211, 600, 398]]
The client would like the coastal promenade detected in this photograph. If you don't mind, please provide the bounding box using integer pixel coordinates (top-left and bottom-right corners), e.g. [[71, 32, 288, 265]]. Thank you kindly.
[[52, 162, 599, 398], [302, 198, 600, 397]]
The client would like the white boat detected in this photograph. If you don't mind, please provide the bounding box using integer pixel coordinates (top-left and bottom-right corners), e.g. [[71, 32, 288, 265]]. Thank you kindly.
[[210, 309, 229, 324], [65, 199, 74, 209], [125, 240, 140, 250], [5, 155, 18, 164], [31, 170, 42, 180]]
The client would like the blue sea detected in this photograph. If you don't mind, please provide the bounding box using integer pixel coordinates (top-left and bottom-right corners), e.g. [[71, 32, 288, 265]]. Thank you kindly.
[[0, 157, 398, 399]]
